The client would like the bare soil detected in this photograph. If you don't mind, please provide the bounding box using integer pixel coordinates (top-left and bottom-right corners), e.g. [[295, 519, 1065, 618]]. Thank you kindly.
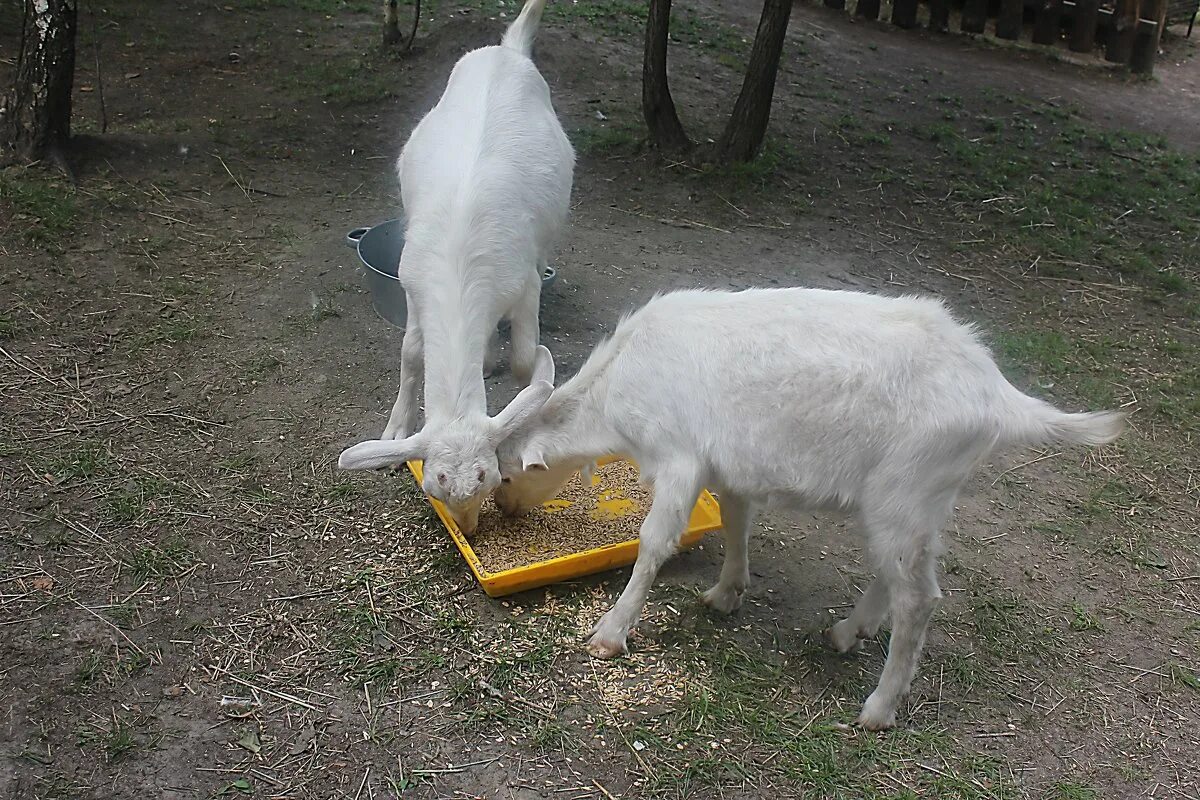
[[2, 1, 1198, 799]]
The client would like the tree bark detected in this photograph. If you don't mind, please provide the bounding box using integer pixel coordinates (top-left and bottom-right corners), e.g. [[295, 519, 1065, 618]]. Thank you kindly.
[[716, 0, 794, 164], [2, 0, 78, 164], [383, 0, 403, 46], [642, 0, 690, 152]]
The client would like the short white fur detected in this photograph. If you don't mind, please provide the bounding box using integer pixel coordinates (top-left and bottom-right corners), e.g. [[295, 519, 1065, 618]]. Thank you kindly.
[[339, 0, 574, 534], [493, 287, 1126, 730]]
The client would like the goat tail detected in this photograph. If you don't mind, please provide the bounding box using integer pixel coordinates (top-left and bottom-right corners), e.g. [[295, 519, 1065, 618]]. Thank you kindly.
[[1003, 389, 1128, 448], [501, 0, 548, 56]]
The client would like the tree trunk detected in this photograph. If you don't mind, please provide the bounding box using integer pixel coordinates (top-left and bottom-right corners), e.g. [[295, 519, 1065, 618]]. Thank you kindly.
[[642, 0, 690, 152], [2, 0, 78, 164], [716, 0, 794, 164], [383, 0, 403, 47]]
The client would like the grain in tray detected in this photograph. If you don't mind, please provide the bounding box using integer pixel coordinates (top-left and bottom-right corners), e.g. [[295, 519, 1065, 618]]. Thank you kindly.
[[468, 460, 653, 573]]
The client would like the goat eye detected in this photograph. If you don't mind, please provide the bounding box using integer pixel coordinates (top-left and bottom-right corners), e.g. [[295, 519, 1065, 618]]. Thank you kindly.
[[477, 469, 486, 483], [501, 477, 512, 484], [437, 472, 448, 485]]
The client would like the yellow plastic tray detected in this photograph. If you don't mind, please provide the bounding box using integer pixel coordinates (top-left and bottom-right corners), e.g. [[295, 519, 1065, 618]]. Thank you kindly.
[[407, 458, 723, 597]]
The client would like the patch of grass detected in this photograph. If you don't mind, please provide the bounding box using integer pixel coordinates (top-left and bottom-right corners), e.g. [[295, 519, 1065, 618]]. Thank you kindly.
[[105, 477, 175, 525], [1068, 601, 1104, 632], [0, 313, 18, 338], [47, 443, 110, 481], [989, 329, 1124, 408], [106, 723, 137, 762], [232, 0, 374, 11], [76, 721, 137, 762], [918, 107, 1200, 292], [637, 633, 1017, 798], [103, 603, 138, 628], [530, 719, 572, 752], [1050, 782, 1098, 800], [971, 593, 1059, 663], [1168, 662, 1200, 693], [702, 140, 802, 190], [0, 168, 77, 246], [324, 479, 361, 502], [126, 311, 206, 350], [570, 123, 642, 157], [289, 55, 396, 106], [127, 538, 192, 581], [73, 652, 106, 688]]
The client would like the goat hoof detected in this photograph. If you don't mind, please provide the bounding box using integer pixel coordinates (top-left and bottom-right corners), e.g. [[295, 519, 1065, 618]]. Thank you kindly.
[[825, 621, 865, 655], [585, 634, 626, 660], [701, 584, 744, 614], [856, 694, 898, 731]]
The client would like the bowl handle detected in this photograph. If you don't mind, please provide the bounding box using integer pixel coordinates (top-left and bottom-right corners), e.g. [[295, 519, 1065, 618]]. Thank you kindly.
[[345, 227, 369, 248]]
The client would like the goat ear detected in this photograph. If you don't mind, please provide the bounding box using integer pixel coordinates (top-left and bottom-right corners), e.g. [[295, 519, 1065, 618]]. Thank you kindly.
[[489, 380, 553, 444], [521, 447, 549, 471], [531, 345, 555, 386], [338, 433, 427, 471]]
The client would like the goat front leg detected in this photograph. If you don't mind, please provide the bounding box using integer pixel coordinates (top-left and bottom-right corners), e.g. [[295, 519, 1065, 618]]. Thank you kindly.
[[701, 493, 753, 614], [508, 280, 540, 386], [382, 312, 424, 440], [483, 326, 500, 379], [588, 466, 701, 658]]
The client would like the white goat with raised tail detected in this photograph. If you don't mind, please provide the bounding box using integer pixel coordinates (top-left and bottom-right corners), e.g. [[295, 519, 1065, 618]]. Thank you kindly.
[[340, 0, 574, 534], [491, 287, 1126, 730]]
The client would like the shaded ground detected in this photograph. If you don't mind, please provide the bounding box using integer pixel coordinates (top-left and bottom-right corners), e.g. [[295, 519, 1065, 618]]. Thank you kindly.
[[2, 1, 1198, 798]]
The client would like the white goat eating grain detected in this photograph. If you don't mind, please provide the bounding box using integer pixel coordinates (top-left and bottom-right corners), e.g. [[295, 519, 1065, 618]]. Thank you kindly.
[[339, 0, 574, 534], [491, 287, 1125, 730]]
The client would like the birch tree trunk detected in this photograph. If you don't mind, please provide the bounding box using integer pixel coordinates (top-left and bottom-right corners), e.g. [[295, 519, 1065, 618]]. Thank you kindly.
[[2, 0, 78, 164]]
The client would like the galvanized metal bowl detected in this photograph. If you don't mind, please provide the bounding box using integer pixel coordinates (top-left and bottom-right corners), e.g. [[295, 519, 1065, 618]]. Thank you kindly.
[[346, 219, 559, 329]]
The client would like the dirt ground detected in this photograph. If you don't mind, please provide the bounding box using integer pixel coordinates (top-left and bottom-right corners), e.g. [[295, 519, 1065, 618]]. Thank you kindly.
[[2, 0, 1198, 798]]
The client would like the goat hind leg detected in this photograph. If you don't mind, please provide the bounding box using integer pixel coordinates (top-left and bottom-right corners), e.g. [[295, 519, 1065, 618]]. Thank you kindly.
[[701, 493, 753, 614], [858, 545, 941, 730]]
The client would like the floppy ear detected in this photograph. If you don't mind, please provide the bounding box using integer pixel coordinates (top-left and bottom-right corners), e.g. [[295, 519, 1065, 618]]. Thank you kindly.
[[338, 432, 427, 471], [531, 345, 555, 386], [489, 380, 553, 445]]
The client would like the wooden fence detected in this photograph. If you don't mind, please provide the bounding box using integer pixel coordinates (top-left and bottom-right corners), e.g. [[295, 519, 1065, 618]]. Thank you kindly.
[[823, 0, 1192, 75]]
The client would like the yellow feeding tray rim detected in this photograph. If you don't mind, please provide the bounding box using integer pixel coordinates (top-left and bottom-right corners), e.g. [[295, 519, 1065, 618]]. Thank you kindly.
[[408, 458, 723, 597]]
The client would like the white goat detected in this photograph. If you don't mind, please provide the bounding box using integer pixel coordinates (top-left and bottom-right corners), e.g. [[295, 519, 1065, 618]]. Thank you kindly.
[[340, 0, 574, 534], [491, 287, 1126, 730]]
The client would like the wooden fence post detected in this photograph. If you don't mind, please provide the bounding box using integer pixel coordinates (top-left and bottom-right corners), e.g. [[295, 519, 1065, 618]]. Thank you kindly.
[[1032, 0, 1063, 43], [856, 0, 881, 21], [996, 0, 1025, 38], [892, 0, 918, 27], [1130, 0, 1168, 72], [1069, 0, 1099, 51], [1106, 0, 1142, 63], [962, 0, 989, 32], [929, 0, 951, 30]]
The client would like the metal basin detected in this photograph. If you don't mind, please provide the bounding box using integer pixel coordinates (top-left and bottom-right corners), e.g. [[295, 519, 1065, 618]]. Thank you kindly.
[[346, 219, 559, 329]]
